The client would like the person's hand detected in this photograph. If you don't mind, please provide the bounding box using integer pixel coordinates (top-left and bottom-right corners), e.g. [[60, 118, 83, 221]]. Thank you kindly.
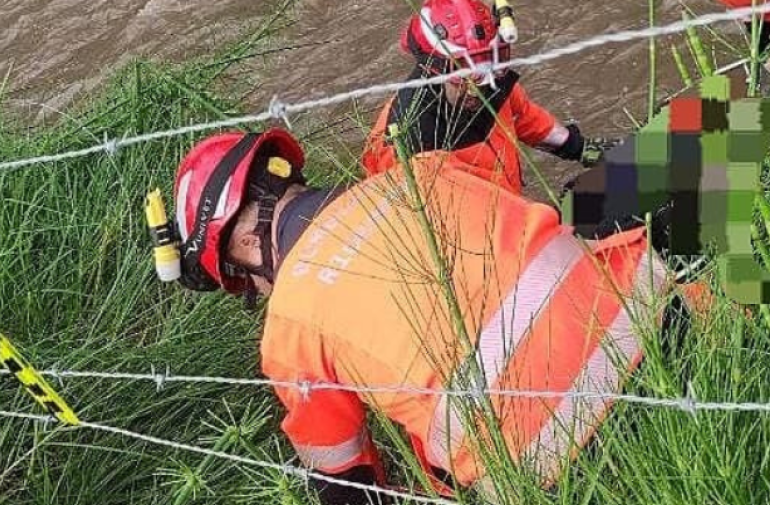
[[580, 136, 623, 168]]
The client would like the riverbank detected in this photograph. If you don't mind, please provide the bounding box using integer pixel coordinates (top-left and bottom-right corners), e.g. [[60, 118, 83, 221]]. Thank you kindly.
[[2, 4, 770, 505]]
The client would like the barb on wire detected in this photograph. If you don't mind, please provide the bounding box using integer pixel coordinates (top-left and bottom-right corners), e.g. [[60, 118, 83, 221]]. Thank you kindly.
[[685, 381, 699, 422], [5, 367, 770, 414], [268, 95, 292, 129], [150, 364, 170, 392], [1, 4, 769, 173], [102, 133, 119, 157]]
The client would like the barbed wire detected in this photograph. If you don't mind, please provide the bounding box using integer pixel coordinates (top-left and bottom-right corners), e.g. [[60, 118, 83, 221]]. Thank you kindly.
[[4, 366, 770, 415], [1, 4, 769, 173], [81, 421, 459, 505], [0, 409, 456, 505]]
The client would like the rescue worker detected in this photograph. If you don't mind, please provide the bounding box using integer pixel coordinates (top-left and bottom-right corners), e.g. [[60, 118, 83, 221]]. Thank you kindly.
[[162, 127, 689, 505], [362, 0, 617, 194]]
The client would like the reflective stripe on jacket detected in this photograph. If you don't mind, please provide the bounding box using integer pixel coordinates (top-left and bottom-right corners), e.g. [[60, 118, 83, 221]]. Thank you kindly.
[[361, 81, 558, 194], [262, 155, 669, 487]]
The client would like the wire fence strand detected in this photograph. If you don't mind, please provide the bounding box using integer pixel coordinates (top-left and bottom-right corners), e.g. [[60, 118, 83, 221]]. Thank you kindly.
[[81, 421, 460, 505], [0, 409, 456, 505], [4, 367, 770, 414], [0, 410, 54, 423], [1, 4, 769, 173]]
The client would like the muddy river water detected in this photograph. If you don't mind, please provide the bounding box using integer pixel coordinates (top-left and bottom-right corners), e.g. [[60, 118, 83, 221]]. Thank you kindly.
[[0, 0, 743, 191]]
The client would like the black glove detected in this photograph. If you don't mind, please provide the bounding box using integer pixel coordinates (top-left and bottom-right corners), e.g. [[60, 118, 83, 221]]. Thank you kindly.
[[310, 465, 392, 505], [552, 123, 585, 161], [591, 200, 672, 252], [552, 124, 622, 167]]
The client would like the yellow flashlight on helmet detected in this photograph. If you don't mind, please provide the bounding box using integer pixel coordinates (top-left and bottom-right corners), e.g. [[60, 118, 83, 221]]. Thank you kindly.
[[495, 0, 518, 44], [145, 189, 182, 282]]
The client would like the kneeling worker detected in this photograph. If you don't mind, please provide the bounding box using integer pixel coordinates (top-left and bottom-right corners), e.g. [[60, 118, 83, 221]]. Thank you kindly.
[[149, 128, 687, 504]]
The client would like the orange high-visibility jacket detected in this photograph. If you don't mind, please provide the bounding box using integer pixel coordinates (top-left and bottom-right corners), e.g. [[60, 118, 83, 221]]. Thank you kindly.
[[718, 0, 770, 20], [261, 155, 669, 489], [361, 82, 558, 195]]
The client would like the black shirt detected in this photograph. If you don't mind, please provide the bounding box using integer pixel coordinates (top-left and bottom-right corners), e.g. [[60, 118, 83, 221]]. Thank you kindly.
[[388, 67, 520, 155], [276, 187, 346, 259]]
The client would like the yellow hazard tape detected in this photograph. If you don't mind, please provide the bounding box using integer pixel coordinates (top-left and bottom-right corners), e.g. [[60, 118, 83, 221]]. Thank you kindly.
[[0, 334, 80, 426]]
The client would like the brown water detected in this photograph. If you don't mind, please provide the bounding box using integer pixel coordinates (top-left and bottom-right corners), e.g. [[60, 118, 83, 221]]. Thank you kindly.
[[1, 0, 739, 193]]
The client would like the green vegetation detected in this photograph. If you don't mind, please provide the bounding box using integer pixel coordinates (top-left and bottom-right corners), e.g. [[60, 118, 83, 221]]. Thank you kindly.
[[0, 5, 356, 504], [2, 3, 770, 505]]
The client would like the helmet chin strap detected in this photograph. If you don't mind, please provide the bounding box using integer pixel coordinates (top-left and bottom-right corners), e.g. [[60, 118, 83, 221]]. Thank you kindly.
[[245, 194, 278, 282], [233, 154, 305, 309], [239, 192, 278, 311]]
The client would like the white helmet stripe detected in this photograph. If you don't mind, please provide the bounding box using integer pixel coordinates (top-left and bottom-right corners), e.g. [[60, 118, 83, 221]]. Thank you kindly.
[[213, 178, 232, 220], [176, 171, 193, 242], [419, 7, 466, 57]]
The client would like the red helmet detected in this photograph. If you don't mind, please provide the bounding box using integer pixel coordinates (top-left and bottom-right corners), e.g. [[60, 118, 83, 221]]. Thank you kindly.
[[401, 0, 514, 85], [173, 128, 304, 294]]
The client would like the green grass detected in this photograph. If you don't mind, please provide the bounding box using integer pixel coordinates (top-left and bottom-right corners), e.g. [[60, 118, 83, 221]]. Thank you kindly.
[[0, 6, 339, 504], [2, 3, 770, 505]]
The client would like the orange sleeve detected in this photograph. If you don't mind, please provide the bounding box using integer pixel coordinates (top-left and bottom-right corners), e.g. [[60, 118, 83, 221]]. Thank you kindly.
[[261, 314, 381, 474], [361, 98, 398, 177], [508, 84, 558, 146]]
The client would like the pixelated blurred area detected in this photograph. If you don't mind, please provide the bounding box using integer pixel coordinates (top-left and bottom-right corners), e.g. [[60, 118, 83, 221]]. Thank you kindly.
[[562, 74, 770, 304]]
